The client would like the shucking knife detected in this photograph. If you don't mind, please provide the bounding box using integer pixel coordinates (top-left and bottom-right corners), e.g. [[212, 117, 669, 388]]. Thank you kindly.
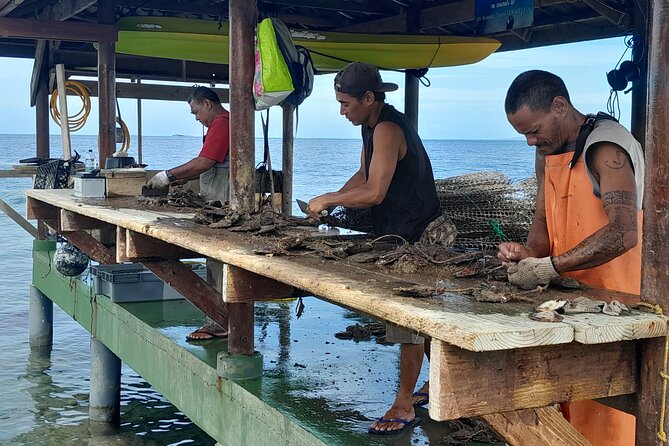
[[296, 199, 332, 217]]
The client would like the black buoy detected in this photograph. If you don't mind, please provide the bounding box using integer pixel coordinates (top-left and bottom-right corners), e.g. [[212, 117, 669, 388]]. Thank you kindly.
[[53, 243, 89, 276]]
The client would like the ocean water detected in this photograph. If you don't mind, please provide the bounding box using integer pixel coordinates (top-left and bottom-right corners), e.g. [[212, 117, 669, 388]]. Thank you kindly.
[[0, 134, 533, 445]]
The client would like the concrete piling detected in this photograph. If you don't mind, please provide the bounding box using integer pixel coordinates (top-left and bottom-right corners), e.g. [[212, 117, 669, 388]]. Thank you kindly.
[[29, 285, 53, 350], [89, 337, 121, 423]]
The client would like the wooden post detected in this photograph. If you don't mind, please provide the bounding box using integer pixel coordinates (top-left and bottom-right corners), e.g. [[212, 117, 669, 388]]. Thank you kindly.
[[404, 5, 420, 128], [136, 78, 143, 164], [97, 0, 116, 168], [228, 0, 257, 214], [630, 3, 649, 146], [228, 0, 258, 356], [55, 64, 72, 159], [637, 0, 669, 444], [281, 103, 294, 215], [35, 59, 49, 159]]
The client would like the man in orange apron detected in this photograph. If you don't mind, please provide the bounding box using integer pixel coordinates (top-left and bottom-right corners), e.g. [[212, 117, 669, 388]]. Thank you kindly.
[[497, 70, 644, 445]]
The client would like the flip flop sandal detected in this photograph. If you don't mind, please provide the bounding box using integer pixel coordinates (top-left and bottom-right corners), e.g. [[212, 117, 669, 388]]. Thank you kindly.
[[412, 391, 429, 408], [186, 327, 228, 341], [368, 416, 421, 436]]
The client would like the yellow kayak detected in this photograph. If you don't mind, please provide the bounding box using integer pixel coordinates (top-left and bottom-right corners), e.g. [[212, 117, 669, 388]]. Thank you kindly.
[[116, 17, 500, 71]]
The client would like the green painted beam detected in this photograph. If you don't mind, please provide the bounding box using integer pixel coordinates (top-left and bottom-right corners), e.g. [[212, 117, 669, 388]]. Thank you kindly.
[[32, 247, 329, 446]]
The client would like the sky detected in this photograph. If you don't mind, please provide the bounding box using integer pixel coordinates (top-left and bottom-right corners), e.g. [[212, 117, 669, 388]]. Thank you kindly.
[[0, 36, 636, 140]]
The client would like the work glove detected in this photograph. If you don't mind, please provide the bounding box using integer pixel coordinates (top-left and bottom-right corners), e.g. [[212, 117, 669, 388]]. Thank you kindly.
[[146, 170, 170, 189], [507, 257, 559, 290]]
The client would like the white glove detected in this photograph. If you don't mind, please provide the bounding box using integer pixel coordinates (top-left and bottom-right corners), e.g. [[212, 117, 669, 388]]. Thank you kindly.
[[507, 257, 559, 290], [147, 170, 170, 188]]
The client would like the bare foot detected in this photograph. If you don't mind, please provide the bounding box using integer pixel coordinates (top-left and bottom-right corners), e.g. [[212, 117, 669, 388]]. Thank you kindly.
[[369, 405, 417, 434]]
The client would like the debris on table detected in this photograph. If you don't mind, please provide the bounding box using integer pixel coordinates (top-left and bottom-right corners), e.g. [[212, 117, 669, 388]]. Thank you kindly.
[[530, 296, 630, 322]]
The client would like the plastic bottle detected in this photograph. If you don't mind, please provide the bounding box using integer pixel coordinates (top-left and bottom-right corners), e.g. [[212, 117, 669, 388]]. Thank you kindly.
[[84, 150, 96, 172]]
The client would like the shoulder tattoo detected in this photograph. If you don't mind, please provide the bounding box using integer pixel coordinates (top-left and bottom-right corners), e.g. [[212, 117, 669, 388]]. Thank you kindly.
[[603, 149, 630, 170]]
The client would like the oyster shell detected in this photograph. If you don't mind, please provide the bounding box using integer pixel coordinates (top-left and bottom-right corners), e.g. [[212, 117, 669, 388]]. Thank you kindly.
[[535, 299, 568, 313]]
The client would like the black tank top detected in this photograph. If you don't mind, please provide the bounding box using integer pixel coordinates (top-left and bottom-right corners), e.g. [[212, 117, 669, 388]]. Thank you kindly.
[[362, 104, 441, 242]]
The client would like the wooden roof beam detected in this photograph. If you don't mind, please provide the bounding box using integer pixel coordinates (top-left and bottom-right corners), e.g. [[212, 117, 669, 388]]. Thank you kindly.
[[580, 0, 630, 28], [0, 0, 25, 17], [37, 0, 96, 21], [52, 48, 231, 84], [0, 17, 117, 42], [75, 79, 230, 103], [336, 0, 570, 33], [260, 0, 393, 14]]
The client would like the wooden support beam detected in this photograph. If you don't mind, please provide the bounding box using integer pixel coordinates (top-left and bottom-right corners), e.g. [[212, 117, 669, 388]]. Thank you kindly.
[[228, 303, 254, 355], [281, 104, 294, 215], [142, 260, 227, 328], [26, 197, 59, 229], [637, 0, 669, 443], [30, 40, 47, 107], [0, 17, 117, 42], [61, 230, 116, 264], [222, 264, 294, 303], [75, 80, 230, 103], [229, 0, 257, 214], [59, 209, 113, 232], [97, 0, 116, 168], [429, 341, 637, 421], [125, 229, 199, 260], [482, 406, 592, 446], [0, 198, 37, 238]]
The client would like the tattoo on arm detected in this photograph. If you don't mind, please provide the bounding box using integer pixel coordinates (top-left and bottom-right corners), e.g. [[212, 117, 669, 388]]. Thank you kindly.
[[604, 149, 629, 170], [553, 190, 637, 272]]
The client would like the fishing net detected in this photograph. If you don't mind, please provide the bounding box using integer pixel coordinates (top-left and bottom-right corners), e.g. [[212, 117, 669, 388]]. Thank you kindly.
[[438, 172, 536, 252], [322, 171, 537, 253]]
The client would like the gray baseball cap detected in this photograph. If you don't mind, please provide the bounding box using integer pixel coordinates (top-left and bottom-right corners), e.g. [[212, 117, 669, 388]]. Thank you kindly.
[[334, 62, 398, 96]]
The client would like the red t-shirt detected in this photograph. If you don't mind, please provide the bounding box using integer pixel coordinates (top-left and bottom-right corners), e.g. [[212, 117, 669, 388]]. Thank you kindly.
[[198, 111, 230, 163]]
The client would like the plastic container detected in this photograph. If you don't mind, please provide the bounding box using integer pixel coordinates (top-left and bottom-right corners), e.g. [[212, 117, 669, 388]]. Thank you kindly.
[[91, 264, 164, 302], [84, 150, 97, 172], [74, 172, 105, 198]]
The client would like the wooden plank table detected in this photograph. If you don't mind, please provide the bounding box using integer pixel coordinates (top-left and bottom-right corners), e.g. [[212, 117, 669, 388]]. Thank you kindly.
[[25, 189, 669, 439]]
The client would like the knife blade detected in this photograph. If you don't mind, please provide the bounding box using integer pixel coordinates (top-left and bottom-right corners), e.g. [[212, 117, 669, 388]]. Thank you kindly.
[[296, 199, 331, 217]]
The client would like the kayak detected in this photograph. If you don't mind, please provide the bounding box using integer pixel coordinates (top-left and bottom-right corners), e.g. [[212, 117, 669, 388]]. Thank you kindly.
[[115, 17, 501, 71]]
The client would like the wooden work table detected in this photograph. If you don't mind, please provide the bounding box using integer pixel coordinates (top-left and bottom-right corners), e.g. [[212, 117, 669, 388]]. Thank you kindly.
[[25, 189, 669, 441]]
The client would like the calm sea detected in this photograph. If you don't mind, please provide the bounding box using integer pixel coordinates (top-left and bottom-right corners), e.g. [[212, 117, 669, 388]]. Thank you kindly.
[[0, 134, 533, 445]]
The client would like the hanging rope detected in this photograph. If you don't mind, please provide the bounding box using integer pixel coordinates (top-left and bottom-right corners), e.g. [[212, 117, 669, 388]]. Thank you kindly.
[[50, 80, 92, 132], [658, 335, 669, 443], [635, 301, 669, 443], [114, 98, 131, 155]]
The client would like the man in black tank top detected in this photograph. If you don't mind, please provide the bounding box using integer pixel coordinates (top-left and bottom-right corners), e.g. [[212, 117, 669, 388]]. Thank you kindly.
[[307, 62, 440, 435]]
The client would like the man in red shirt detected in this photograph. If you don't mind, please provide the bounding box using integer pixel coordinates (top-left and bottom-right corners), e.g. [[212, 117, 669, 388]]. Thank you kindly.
[[147, 86, 230, 204], [147, 86, 230, 341]]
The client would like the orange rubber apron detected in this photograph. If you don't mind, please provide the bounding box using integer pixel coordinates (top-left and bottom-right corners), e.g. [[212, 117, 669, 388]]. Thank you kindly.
[[545, 152, 641, 446]]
